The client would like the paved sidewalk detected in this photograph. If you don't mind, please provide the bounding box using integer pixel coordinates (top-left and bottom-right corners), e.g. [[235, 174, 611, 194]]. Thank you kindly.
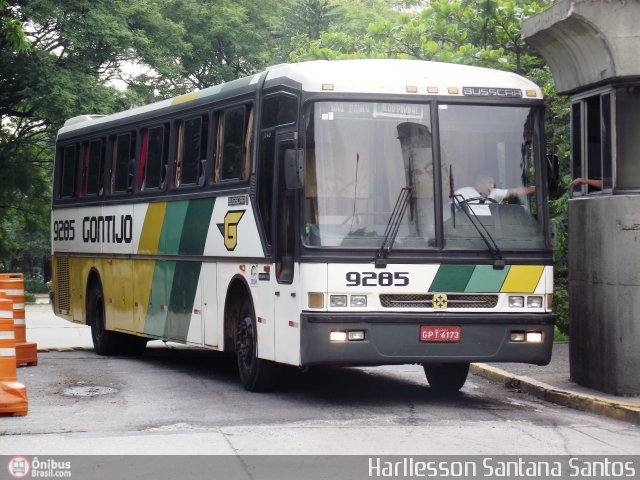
[[473, 342, 640, 424], [22, 304, 640, 424]]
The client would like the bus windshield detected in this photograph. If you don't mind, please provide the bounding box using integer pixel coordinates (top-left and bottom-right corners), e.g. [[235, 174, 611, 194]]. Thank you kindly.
[[303, 101, 546, 251]]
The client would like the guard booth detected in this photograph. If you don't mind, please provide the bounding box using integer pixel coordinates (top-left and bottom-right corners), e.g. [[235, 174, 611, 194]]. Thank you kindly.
[[523, 0, 640, 395]]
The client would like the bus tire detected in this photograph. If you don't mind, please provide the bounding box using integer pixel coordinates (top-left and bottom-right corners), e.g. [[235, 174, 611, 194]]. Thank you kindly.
[[88, 282, 119, 356], [235, 298, 276, 392], [423, 362, 469, 392]]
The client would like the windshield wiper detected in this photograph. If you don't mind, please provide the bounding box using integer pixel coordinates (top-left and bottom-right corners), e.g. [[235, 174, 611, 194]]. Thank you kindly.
[[451, 193, 505, 269], [375, 186, 412, 268]]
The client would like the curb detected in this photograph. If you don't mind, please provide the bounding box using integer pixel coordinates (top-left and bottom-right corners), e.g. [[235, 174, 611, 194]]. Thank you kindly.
[[471, 363, 640, 425]]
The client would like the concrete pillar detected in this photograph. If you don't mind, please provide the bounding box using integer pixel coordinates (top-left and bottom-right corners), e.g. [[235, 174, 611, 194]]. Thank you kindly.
[[523, 0, 640, 395]]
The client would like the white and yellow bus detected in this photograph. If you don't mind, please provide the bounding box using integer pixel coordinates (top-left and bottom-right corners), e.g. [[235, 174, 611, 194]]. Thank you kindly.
[[51, 59, 555, 391]]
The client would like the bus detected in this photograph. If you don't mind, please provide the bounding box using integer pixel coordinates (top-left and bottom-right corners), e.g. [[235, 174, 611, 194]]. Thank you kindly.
[[51, 59, 555, 392]]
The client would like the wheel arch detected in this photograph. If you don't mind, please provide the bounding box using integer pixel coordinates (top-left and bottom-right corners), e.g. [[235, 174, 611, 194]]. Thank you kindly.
[[223, 274, 254, 353], [85, 268, 103, 326]]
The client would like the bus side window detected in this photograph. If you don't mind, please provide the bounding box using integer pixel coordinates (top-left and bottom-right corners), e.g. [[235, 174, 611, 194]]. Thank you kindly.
[[176, 115, 208, 187], [262, 94, 297, 129], [111, 132, 135, 193], [214, 105, 251, 182], [142, 125, 168, 190], [60, 144, 78, 198], [82, 139, 104, 196]]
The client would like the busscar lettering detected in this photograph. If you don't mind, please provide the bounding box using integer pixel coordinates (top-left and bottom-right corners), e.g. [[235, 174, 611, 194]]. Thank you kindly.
[[462, 86, 523, 98], [82, 215, 133, 244]]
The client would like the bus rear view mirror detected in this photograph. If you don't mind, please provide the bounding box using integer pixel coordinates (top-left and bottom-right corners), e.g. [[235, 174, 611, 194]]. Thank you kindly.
[[284, 148, 304, 190]]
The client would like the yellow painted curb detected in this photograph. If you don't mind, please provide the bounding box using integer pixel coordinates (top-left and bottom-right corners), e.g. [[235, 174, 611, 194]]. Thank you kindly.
[[471, 363, 640, 425]]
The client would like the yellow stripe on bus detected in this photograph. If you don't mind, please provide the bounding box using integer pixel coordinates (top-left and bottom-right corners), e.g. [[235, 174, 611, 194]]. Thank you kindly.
[[500, 265, 544, 293], [132, 260, 156, 333], [138, 202, 167, 255], [171, 91, 198, 105]]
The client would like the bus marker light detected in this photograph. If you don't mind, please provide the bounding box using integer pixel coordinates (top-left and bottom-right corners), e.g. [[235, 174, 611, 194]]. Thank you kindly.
[[526, 90, 537, 97], [263, 265, 270, 273], [406, 85, 418, 93], [510, 332, 525, 342], [546, 294, 553, 310], [288, 321, 298, 328], [527, 296, 543, 308], [322, 83, 335, 91], [193, 309, 201, 315], [330, 331, 347, 342], [427, 86, 439, 94], [348, 331, 365, 341], [239, 264, 246, 272], [526, 332, 543, 343], [350, 295, 367, 307], [508, 296, 524, 308], [308, 292, 324, 309], [257, 317, 266, 324], [330, 295, 347, 308], [448, 87, 460, 94]]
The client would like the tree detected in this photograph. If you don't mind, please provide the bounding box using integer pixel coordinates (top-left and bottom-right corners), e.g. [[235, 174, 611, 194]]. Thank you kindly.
[[0, 0, 166, 273]]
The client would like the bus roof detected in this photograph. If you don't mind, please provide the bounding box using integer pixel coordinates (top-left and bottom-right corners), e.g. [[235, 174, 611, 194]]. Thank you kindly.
[[58, 59, 542, 137]]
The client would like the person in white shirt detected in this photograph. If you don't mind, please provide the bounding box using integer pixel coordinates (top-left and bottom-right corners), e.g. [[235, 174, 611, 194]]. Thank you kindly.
[[455, 173, 535, 204]]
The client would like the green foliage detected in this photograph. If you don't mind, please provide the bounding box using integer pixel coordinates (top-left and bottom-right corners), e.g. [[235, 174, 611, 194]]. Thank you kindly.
[[0, 0, 571, 332]]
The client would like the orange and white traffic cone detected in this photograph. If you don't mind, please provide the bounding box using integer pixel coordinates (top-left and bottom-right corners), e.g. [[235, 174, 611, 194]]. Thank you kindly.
[[0, 294, 28, 416], [0, 274, 38, 366]]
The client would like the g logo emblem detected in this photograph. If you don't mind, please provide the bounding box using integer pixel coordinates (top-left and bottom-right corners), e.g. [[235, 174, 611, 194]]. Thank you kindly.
[[433, 293, 448, 309], [217, 210, 245, 251]]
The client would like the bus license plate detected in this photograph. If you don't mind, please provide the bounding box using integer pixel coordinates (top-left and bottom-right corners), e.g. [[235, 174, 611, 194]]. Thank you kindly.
[[420, 326, 461, 343]]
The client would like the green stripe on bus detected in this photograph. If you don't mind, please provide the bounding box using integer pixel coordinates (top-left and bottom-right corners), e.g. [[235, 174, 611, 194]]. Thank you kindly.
[[464, 265, 511, 293], [429, 264, 475, 292], [167, 261, 202, 342], [144, 260, 176, 338], [179, 198, 215, 255], [158, 200, 189, 255]]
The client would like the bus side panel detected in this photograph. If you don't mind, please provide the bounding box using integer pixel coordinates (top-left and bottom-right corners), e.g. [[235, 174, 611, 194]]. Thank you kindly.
[[102, 258, 134, 333], [201, 262, 218, 347], [68, 256, 102, 324], [133, 259, 156, 334]]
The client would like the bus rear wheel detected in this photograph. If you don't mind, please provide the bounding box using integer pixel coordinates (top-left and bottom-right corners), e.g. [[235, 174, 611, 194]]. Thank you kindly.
[[235, 299, 276, 392], [88, 282, 119, 356], [423, 362, 469, 392]]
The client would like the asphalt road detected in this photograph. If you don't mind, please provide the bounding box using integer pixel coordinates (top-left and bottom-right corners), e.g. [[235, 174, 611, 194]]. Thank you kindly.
[[2, 344, 640, 456]]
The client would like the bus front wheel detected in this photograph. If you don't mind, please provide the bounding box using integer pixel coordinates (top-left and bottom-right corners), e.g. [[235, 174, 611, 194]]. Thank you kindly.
[[235, 299, 276, 392], [423, 362, 469, 392]]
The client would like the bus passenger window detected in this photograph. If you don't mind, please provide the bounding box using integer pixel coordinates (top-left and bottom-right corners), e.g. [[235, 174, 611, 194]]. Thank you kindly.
[[60, 144, 78, 198], [217, 106, 247, 181], [176, 115, 208, 187], [82, 139, 104, 196], [142, 125, 168, 190], [111, 133, 135, 193]]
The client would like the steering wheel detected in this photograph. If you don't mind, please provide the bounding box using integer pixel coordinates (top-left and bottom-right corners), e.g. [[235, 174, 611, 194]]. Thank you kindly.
[[457, 196, 498, 207]]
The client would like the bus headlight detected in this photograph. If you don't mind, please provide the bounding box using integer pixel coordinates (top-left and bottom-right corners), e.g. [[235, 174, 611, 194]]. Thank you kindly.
[[508, 296, 524, 308], [350, 295, 367, 307], [330, 295, 348, 308], [527, 296, 543, 308]]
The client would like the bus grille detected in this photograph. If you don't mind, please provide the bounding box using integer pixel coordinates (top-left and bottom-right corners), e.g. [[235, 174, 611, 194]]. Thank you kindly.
[[55, 256, 71, 315], [379, 294, 498, 309]]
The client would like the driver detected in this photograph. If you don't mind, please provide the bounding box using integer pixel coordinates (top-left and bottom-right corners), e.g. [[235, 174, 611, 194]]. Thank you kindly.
[[455, 173, 535, 204]]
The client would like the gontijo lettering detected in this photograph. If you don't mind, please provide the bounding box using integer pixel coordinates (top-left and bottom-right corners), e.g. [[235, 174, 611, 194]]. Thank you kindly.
[[82, 215, 133, 244]]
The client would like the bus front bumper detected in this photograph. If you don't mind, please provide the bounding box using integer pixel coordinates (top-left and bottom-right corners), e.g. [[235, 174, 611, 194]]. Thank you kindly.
[[300, 312, 555, 367]]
